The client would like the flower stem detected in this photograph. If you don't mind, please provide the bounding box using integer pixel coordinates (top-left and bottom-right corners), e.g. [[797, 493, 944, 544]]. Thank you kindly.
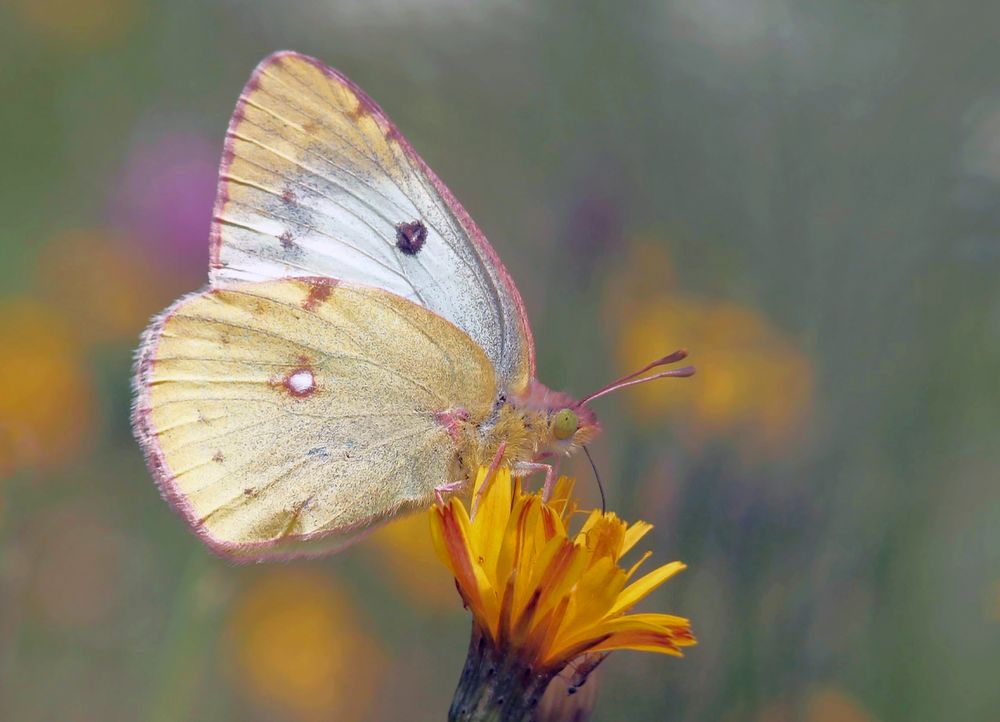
[[449, 623, 557, 722]]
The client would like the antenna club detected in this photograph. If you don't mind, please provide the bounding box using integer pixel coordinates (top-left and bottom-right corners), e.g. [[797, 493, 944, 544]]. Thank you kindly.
[[579, 349, 695, 406]]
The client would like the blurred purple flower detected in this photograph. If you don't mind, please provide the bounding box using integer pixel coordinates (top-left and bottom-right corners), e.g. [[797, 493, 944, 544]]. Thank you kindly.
[[559, 173, 626, 279], [111, 132, 218, 274], [563, 190, 623, 265]]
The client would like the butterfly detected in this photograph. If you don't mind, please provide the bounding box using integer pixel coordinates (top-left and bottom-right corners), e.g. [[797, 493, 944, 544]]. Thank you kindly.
[[132, 51, 693, 562]]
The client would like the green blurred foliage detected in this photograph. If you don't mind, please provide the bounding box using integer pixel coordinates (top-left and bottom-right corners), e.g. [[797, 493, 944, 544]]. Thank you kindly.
[[2, 1, 999, 720]]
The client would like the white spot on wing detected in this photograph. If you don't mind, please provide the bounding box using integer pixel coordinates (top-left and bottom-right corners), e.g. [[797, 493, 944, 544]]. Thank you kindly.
[[288, 369, 315, 394]]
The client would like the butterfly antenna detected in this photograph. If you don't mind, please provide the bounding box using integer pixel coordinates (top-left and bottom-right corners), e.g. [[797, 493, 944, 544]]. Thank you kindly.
[[579, 349, 695, 406], [583, 445, 606, 514]]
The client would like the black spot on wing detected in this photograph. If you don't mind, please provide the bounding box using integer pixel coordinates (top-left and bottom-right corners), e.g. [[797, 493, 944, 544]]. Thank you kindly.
[[395, 220, 427, 255]]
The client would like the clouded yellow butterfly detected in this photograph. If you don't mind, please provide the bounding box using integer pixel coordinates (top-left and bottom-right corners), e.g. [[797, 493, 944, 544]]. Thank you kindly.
[[132, 52, 693, 561]]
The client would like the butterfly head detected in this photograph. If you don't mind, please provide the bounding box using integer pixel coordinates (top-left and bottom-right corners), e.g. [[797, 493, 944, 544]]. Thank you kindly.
[[518, 349, 694, 458], [513, 382, 600, 456], [545, 402, 601, 455]]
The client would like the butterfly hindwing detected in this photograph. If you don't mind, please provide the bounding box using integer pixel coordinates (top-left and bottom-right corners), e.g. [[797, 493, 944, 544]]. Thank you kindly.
[[211, 50, 534, 394], [133, 277, 497, 561]]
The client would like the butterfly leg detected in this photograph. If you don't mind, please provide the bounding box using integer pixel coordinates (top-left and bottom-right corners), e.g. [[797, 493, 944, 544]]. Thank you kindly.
[[512, 461, 556, 501], [471, 441, 507, 519], [434, 480, 464, 506]]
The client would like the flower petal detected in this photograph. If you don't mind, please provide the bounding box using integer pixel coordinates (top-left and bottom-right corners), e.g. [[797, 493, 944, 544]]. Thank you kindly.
[[575, 509, 604, 541], [608, 561, 686, 617], [472, 467, 513, 584], [625, 550, 652, 580], [547, 614, 694, 664], [548, 475, 577, 518], [621, 520, 654, 556], [588, 632, 687, 656], [513, 531, 564, 621], [600, 612, 694, 635], [582, 515, 627, 565], [528, 539, 589, 628], [434, 500, 497, 626], [566, 556, 626, 630]]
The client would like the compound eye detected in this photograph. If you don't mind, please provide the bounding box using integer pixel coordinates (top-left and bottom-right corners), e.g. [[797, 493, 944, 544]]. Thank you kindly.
[[551, 408, 579, 441]]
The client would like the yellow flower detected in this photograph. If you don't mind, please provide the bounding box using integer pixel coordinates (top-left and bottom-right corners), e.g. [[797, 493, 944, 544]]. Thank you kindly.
[[0, 298, 95, 473], [429, 466, 695, 673], [806, 686, 879, 722], [224, 568, 381, 722], [5, 0, 139, 49], [34, 230, 170, 345], [607, 241, 814, 460]]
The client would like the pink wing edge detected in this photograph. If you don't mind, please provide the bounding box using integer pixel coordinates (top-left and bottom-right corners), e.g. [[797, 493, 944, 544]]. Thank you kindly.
[[207, 50, 537, 379], [131, 284, 402, 564]]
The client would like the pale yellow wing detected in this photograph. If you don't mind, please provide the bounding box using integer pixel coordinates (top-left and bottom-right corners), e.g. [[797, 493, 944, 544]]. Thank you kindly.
[[132, 277, 496, 562], [209, 51, 535, 395]]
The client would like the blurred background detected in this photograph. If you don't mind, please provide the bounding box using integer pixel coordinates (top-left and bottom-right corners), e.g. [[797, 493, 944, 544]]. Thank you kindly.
[[1, 1, 998, 720]]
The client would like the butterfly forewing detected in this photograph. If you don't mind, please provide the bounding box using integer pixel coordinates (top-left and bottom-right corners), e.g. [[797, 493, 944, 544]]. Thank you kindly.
[[211, 51, 534, 394], [133, 278, 496, 561]]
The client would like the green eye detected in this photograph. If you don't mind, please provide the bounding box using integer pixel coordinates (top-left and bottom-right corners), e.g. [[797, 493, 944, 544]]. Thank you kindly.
[[551, 408, 579, 441]]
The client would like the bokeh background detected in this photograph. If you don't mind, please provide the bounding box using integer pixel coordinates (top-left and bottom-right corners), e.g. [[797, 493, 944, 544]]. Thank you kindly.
[[1, 1, 998, 720]]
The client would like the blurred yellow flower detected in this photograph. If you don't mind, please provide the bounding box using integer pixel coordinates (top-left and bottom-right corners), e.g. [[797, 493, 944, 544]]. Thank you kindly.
[[224, 568, 380, 722], [368, 513, 458, 608], [806, 686, 879, 722], [607, 242, 814, 459], [756, 701, 795, 722], [35, 230, 168, 345], [430, 467, 695, 673], [0, 299, 95, 473], [4, 0, 139, 49]]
